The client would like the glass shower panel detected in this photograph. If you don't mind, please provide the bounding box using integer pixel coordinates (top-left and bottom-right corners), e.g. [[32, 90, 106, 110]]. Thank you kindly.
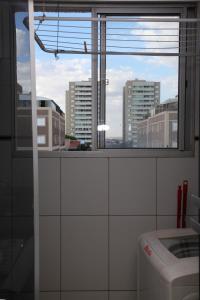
[[0, 1, 35, 299]]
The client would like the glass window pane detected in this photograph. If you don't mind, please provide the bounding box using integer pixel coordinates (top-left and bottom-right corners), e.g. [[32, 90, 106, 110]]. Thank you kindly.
[[35, 11, 92, 151], [99, 16, 180, 149], [37, 135, 46, 144], [37, 117, 46, 126]]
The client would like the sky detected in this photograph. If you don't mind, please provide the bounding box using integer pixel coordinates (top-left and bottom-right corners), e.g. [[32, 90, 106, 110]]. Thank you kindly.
[[17, 11, 179, 138]]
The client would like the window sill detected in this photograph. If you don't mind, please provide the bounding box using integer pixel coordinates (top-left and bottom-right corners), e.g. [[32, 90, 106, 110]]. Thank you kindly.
[[38, 148, 195, 158]]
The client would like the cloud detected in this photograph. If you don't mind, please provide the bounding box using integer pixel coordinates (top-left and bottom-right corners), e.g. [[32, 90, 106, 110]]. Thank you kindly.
[[36, 57, 91, 110], [159, 74, 178, 100], [132, 18, 179, 52], [106, 67, 134, 98], [17, 61, 31, 93], [129, 18, 180, 70], [106, 67, 135, 137], [16, 28, 26, 57], [16, 28, 29, 58]]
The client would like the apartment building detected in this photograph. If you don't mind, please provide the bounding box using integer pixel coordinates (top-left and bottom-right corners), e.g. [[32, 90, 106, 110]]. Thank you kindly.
[[37, 97, 65, 151], [137, 97, 178, 148], [18, 94, 65, 151], [65, 80, 92, 144], [123, 79, 160, 147]]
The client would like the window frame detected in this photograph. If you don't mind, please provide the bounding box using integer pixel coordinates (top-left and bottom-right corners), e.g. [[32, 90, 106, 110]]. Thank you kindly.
[[33, 1, 197, 157], [91, 5, 196, 156]]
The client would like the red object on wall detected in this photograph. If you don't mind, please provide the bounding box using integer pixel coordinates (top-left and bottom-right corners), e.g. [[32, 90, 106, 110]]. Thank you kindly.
[[177, 185, 182, 228], [182, 180, 188, 228]]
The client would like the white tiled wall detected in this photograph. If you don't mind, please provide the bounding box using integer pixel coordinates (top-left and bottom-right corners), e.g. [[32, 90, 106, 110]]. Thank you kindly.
[[61, 216, 108, 290], [40, 292, 60, 300], [39, 158, 60, 215], [61, 158, 108, 215], [40, 216, 60, 291], [157, 216, 177, 230], [109, 291, 137, 300], [39, 155, 198, 298], [109, 216, 156, 290], [109, 158, 156, 215], [157, 158, 198, 216], [61, 292, 108, 300]]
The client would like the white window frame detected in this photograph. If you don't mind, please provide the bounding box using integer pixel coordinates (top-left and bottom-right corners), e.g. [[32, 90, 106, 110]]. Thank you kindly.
[[91, 4, 196, 156], [33, 1, 198, 157]]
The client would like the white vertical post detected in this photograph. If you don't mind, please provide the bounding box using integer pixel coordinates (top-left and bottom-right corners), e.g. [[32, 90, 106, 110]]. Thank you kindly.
[[91, 9, 98, 150], [28, 1, 40, 299], [99, 15, 106, 148]]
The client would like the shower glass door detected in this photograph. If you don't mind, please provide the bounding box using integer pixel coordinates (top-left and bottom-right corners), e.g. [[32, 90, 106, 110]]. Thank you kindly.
[[0, 0, 37, 299]]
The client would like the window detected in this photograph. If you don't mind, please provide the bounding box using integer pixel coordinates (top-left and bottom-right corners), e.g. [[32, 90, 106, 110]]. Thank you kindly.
[[37, 135, 46, 145], [37, 117, 46, 126], [35, 10, 92, 151], [95, 9, 195, 151], [34, 4, 196, 153]]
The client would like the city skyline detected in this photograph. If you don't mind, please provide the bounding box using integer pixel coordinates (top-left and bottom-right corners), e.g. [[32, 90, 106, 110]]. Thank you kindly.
[[34, 16, 179, 139], [34, 77, 178, 147], [63, 78, 178, 147]]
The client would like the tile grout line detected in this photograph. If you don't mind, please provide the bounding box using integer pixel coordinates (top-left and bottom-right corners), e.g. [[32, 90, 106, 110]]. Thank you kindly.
[[39, 214, 162, 217]]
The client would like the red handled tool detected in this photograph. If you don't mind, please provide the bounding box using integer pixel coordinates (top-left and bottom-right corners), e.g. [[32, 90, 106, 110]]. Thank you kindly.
[[182, 180, 188, 228], [177, 185, 182, 228]]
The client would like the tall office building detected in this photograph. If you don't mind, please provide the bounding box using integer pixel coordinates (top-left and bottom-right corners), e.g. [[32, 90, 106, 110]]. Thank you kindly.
[[123, 79, 160, 146], [66, 80, 92, 144]]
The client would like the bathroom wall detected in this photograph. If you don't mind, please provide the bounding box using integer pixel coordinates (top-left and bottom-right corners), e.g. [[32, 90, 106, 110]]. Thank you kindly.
[[39, 152, 198, 300]]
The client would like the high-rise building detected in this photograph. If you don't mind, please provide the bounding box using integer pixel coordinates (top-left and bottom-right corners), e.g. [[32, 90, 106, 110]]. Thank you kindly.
[[123, 79, 160, 147], [65, 80, 92, 144], [137, 96, 178, 148]]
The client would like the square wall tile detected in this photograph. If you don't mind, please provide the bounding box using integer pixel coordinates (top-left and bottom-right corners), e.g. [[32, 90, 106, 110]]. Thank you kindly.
[[109, 291, 137, 300], [61, 292, 108, 300], [40, 292, 60, 300], [157, 216, 194, 230], [40, 217, 60, 291], [157, 158, 198, 215], [39, 158, 60, 215], [61, 158, 108, 215], [109, 216, 156, 290], [61, 216, 108, 290], [109, 158, 156, 215], [13, 158, 33, 216], [157, 216, 177, 230]]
